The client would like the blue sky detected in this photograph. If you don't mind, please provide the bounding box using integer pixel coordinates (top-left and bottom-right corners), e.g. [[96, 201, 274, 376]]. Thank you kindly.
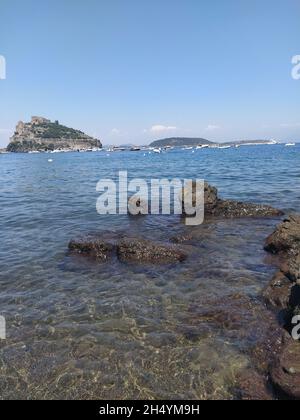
[[0, 0, 299, 147]]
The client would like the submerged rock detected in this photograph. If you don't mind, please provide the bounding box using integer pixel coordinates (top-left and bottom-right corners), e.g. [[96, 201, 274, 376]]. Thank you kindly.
[[211, 200, 283, 219], [69, 234, 186, 265], [68, 235, 115, 261], [235, 369, 273, 400], [186, 293, 285, 373], [271, 340, 300, 399], [170, 233, 194, 244], [117, 238, 187, 264]]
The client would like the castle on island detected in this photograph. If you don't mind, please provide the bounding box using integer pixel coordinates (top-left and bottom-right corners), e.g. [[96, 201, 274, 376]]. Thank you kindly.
[[7, 116, 102, 153]]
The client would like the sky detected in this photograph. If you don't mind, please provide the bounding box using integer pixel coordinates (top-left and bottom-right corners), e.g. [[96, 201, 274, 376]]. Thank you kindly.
[[0, 0, 299, 147]]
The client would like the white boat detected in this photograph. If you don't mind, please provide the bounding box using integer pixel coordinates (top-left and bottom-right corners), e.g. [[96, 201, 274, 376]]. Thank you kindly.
[[196, 144, 209, 149], [153, 148, 161, 154], [285, 143, 296, 147]]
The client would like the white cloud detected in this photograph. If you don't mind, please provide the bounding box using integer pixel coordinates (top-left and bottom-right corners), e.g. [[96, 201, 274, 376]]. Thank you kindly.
[[280, 123, 300, 128], [205, 124, 220, 131], [111, 128, 120, 135], [150, 125, 177, 133]]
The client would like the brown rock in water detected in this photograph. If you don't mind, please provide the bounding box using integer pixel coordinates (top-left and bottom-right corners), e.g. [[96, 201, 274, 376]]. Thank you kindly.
[[69, 234, 188, 265], [235, 369, 273, 400], [187, 293, 285, 372], [264, 216, 300, 310], [271, 340, 300, 399], [169, 233, 194, 244], [68, 235, 115, 261], [280, 254, 300, 283], [182, 181, 283, 220], [265, 215, 300, 256], [117, 238, 187, 264], [211, 199, 283, 219], [262, 271, 293, 310]]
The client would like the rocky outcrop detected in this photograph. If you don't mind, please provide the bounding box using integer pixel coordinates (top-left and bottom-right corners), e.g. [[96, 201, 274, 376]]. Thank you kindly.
[[182, 182, 283, 221], [210, 200, 282, 218], [262, 215, 300, 399], [265, 215, 300, 258], [7, 117, 102, 152], [117, 238, 186, 264], [271, 340, 300, 399], [263, 271, 293, 310], [264, 216, 300, 314], [69, 234, 186, 265]]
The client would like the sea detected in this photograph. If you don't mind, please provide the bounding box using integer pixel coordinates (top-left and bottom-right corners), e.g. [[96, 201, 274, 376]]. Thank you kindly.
[[0, 144, 299, 399]]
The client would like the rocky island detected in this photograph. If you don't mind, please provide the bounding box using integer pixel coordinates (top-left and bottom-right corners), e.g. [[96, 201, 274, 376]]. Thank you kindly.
[[149, 137, 214, 148], [7, 117, 102, 152]]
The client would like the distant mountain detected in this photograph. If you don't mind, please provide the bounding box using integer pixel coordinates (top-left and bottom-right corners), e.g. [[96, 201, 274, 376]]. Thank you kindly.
[[149, 137, 215, 148], [7, 117, 102, 152]]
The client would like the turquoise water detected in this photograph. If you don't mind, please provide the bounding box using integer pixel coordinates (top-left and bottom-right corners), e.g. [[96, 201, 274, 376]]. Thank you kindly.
[[0, 145, 299, 399]]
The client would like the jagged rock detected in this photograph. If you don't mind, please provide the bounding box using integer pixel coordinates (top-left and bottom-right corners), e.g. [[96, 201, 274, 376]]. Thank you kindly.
[[271, 340, 300, 399], [263, 216, 300, 399], [117, 238, 187, 264], [68, 235, 115, 261], [182, 182, 283, 220], [263, 271, 293, 310], [280, 254, 300, 283], [211, 200, 283, 219], [265, 215, 300, 256]]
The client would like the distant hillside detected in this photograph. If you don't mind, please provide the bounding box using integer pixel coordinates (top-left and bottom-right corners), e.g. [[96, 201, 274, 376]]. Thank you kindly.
[[7, 117, 102, 152], [149, 137, 214, 148], [223, 139, 278, 146]]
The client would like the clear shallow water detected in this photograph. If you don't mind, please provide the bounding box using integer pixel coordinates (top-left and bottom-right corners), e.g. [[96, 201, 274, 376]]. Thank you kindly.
[[0, 145, 299, 399]]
